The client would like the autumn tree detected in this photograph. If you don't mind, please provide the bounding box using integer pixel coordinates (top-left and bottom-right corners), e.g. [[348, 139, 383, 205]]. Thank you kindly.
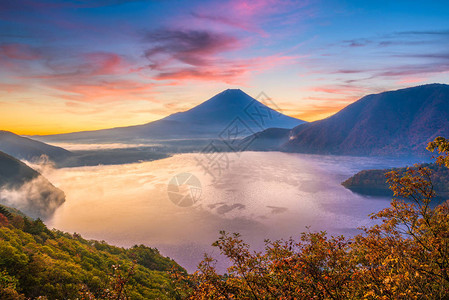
[[188, 136, 449, 299]]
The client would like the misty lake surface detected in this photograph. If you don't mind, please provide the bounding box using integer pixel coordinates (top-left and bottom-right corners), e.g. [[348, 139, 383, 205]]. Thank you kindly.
[[44, 151, 410, 272]]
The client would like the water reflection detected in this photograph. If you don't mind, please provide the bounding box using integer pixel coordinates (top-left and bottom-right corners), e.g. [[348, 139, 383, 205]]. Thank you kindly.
[[45, 152, 411, 272]]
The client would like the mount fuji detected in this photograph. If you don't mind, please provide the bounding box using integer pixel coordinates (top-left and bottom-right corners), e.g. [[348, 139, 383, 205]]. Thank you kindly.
[[36, 89, 305, 143]]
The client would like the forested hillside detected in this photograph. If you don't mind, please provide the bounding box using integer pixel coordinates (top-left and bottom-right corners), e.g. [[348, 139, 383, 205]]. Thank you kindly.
[[0, 205, 187, 299], [342, 162, 449, 199]]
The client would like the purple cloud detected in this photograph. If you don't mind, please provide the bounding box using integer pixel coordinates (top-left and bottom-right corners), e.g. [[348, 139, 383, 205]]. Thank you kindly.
[[144, 29, 240, 67]]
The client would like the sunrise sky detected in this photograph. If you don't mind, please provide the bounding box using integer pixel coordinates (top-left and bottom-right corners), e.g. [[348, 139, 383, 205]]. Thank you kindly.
[[1, 0, 448, 135]]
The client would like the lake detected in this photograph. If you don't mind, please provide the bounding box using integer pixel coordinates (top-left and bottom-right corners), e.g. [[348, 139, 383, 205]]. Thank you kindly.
[[44, 151, 411, 272]]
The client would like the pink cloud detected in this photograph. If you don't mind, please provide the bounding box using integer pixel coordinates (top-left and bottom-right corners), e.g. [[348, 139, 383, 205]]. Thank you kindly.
[[0, 83, 26, 93], [144, 29, 241, 67], [142, 27, 298, 84], [154, 67, 247, 84], [308, 84, 368, 95], [190, 12, 265, 36], [137, 1, 314, 85], [16, 51, 130, 82], [151, 53, 297, 84], [6, 49, 153, 103], [228, 0, 280, 16], [0, 43, 44, 80], [186, 0, 313, 37], [83, 52, 124, 75], [396, 77, 427, 84], [0, 43, 41, 60], [51, 79, 154, 103]]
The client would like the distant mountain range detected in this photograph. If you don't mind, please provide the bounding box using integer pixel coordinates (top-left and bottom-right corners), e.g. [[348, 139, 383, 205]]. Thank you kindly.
[[243, 128, 291, 151], [249, 84, 449, 156], [0, 130, 72, 162], [0, 130, 172, 167], [36, 89, 305, 143], [8, 84, 449, 157], [0, 151, 65, 219]]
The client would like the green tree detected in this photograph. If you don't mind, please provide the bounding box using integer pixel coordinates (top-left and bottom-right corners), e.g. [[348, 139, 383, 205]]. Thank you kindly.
[[0, 210, 186, 299]]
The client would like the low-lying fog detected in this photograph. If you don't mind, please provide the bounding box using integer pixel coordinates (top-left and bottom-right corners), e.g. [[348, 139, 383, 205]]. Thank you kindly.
[[41, 151, 409, 272]]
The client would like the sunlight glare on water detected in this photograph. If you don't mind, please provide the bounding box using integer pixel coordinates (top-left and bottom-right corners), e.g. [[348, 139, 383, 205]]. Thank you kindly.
[[45, 152, 407, 272]]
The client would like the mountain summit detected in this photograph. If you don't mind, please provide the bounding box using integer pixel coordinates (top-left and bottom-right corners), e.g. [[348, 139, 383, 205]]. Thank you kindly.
[[166, 89, 302, 129], [166, 89, 260, 122], [37, 89, 305, 142]]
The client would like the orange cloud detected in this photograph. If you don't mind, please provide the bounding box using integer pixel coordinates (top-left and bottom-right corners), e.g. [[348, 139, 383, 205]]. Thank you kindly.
[[294, 104, 347, 121], [9, 50, 152, 103], [293, 96, 360, 121]]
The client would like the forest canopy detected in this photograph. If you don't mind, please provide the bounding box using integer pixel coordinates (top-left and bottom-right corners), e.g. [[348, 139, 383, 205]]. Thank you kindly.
[[0, 207, 187, 299]]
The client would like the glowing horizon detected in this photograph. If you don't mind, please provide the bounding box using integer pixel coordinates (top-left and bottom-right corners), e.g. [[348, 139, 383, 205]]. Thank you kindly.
[[6, 88, 354, 136], [1, 0, 448, 135]]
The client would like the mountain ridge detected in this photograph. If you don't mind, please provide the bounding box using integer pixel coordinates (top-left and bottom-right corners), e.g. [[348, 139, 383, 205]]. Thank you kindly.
[[0, 130, 72, 162], [281, 83, 449, 156]]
